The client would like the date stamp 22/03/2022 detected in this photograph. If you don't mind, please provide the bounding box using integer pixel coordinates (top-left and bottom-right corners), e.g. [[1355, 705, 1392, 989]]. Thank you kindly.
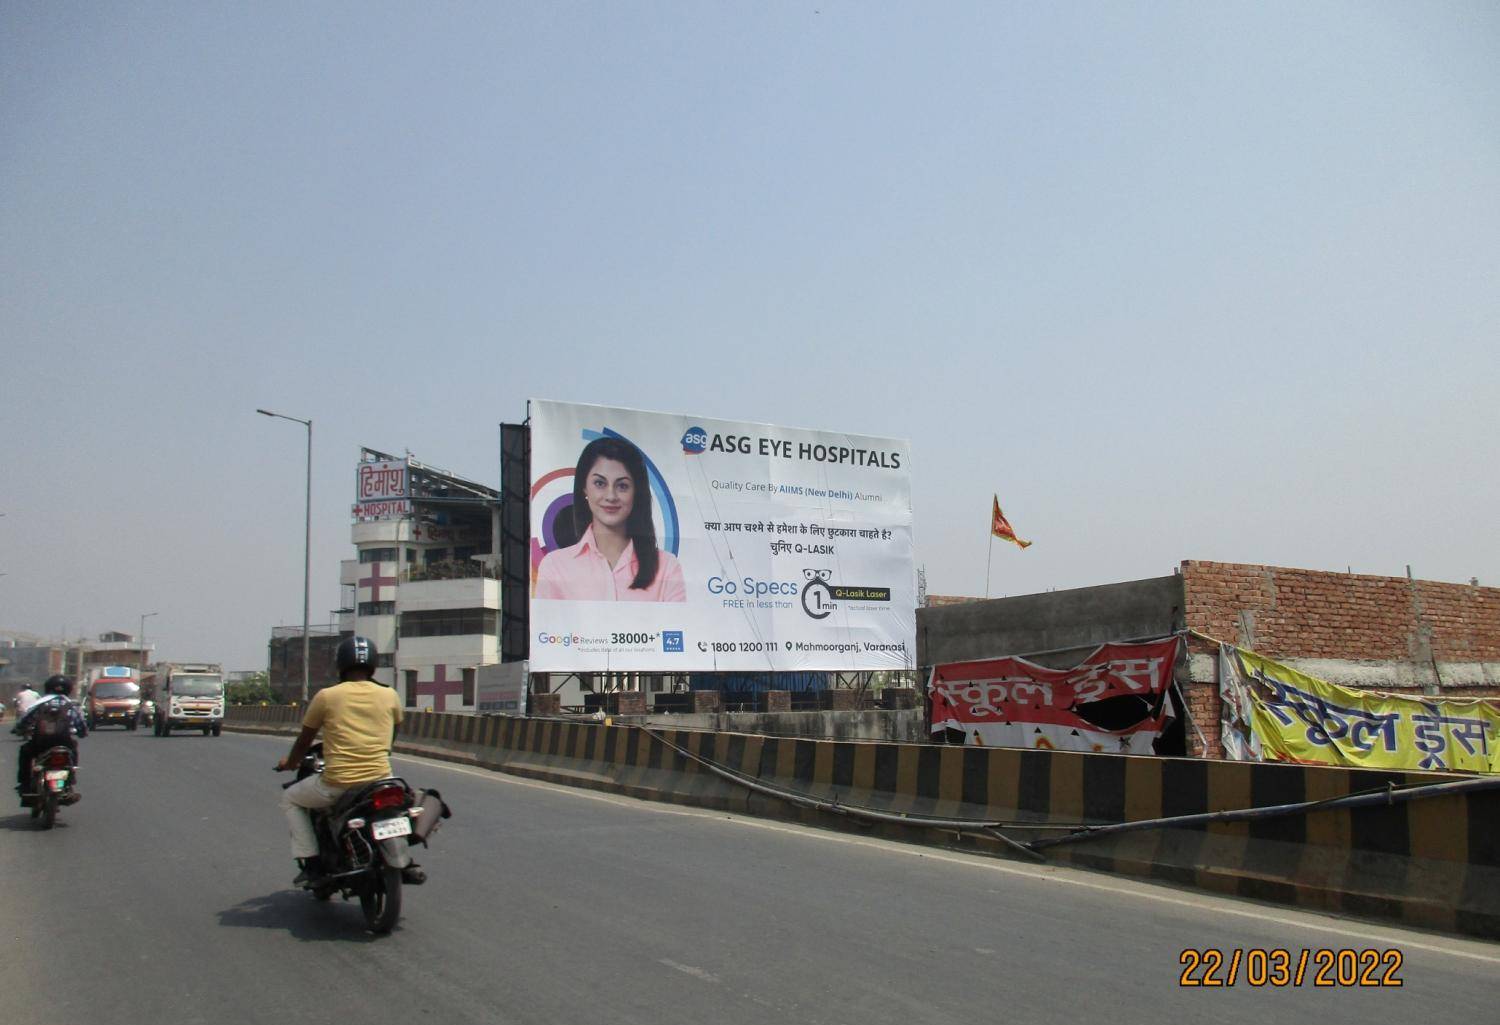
[[1179, 949, 1403, 988]]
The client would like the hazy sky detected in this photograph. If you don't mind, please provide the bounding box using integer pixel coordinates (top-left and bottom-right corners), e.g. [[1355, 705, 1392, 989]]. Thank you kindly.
[[3, 2, 1497, 669]]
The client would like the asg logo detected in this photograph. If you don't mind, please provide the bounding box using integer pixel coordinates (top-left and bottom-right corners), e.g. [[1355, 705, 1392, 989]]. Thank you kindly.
[[662, 631, 684, 653], [801, 568, 834, 620], [681, 427, 708, 455]]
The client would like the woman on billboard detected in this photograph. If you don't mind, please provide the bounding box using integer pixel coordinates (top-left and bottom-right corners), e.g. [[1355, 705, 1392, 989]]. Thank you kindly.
[[534, 437, 687, 602]]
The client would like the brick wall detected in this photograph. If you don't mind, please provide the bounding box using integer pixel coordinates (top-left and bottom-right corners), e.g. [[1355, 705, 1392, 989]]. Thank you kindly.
[[1182, 560, 1499, 664], [1178, 662, 1221, 757], [1180, 561, 1500, 758]]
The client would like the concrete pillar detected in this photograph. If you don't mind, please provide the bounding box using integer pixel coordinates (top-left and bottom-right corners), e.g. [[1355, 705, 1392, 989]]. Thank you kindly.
[[691, 690, 723, 714], [882, 687, 918, 709], [764, 690, 792, 713], [828, 689, 859, 711], [613, 692, 647, 716]]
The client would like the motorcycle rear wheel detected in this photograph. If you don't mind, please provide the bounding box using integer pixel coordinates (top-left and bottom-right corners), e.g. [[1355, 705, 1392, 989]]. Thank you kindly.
[[40, 793, 57, 830], [359, 865, 403, 934]]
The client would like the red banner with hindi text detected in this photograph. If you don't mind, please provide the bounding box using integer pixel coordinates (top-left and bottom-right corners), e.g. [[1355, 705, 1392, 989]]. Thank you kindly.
[[929, 638, 1179, 753]]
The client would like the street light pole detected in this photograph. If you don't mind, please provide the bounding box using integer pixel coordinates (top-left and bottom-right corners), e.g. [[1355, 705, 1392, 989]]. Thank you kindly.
[[139, 611, 158, 673], [257, 408, 313, 703]]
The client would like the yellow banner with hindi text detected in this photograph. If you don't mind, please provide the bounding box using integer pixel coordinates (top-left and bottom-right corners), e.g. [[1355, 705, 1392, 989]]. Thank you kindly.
[[1231, 647, 1500, 774]]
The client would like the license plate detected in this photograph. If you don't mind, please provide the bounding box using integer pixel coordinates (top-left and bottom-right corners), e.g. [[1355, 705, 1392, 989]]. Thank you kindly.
[[371, 817, 412, 841], [44, 771, 68, 781]]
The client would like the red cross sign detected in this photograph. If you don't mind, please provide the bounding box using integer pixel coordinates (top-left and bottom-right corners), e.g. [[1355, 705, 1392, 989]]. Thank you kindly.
[[414, 663, 464, 712], [359, 561, 398, 602]]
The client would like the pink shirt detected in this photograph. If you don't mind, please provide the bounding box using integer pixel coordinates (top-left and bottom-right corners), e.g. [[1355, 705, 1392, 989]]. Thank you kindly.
[[534, 525, 687, 603]]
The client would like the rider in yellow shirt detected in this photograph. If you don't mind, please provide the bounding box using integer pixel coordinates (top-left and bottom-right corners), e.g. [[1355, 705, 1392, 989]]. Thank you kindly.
[[276, 637, 422, 885]]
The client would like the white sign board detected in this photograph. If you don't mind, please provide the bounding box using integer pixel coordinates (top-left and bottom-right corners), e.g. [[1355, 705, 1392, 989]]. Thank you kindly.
[[352, 499, 412, 520], [357, 460, 408, 502], [528, 400, 915, 672], [475, 662, 529, 715]]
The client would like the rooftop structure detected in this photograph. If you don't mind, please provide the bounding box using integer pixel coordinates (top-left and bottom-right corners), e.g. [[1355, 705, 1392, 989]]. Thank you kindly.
[[343, 449, 500, 710]]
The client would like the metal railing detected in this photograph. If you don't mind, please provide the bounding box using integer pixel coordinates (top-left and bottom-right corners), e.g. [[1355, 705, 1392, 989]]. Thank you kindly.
[[404, 560, 501, 583]]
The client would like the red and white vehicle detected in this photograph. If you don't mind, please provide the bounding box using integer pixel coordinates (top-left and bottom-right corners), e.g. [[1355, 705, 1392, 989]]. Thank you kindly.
[[83, 666, 144, 730]]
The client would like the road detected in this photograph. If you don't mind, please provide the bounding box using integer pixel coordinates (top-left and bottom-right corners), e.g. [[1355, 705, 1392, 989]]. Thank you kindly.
[[1, 727, 1495, 1024]]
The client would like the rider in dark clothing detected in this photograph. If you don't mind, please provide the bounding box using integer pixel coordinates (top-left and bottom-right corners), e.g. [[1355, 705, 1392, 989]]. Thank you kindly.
[[15, 675, 87, 801]]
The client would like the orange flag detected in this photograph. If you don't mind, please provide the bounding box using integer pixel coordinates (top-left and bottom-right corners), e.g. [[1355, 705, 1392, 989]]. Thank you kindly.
[[990, 495, 1032, 549]]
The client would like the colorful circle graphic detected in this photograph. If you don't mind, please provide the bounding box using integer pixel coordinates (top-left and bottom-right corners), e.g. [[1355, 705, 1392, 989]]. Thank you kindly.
[[530, 427, 679, 574]]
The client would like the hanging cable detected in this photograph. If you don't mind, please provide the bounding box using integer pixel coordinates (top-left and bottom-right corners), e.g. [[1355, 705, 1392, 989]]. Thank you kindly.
[[636, 725, 1049, 860], [633, 724, 1500, 860], [1026, 774, 1500, 851]]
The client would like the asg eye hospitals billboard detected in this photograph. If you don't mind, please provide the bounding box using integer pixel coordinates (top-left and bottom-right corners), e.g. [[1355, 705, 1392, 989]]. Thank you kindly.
[[529, 400, 915, 672]]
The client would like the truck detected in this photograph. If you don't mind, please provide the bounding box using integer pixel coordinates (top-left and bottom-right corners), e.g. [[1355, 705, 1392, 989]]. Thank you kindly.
[[82, 665, 144, 730], [152, 662, 225, 737]]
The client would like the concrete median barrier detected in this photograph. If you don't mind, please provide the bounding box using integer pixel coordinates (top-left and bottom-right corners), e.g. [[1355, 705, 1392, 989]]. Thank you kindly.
[[227, 706, 1500, 939]]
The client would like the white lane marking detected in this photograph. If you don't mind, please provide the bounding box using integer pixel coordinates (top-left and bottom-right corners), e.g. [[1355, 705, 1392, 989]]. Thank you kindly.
[[659, 959, 720, 983], [233, 731, 1500, 964]]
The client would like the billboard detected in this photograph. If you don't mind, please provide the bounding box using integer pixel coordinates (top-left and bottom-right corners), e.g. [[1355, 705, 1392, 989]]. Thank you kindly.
[[352, 499, 411, 520], [529, 400, 915, 672], [1220, 643, 1500, 773], [475, 662, 529, 716], [357, 460, 408, 501], [354, 459, 410, 521], [929, 639, 1180, 753]]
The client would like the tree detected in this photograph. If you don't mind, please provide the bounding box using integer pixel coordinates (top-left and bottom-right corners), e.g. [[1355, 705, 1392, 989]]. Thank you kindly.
[[227, 671, 278, 705]]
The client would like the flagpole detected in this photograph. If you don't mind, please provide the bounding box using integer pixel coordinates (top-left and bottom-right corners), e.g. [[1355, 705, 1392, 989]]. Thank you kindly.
[[985, 533, 993, 599]]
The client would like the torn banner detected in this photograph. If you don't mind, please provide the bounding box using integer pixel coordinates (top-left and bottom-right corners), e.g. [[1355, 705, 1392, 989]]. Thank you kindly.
[[929, 638, 1179, 753], [1219, 644, 1500, 773]]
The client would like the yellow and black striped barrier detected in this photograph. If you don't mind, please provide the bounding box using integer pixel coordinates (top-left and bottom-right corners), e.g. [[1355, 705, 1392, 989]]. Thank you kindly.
[[226, 706, 1500, 940]]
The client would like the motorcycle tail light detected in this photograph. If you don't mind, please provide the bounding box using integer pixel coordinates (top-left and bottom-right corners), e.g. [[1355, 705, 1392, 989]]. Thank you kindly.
[[43, 751, 70, 769], [370, 785, 406, 812]]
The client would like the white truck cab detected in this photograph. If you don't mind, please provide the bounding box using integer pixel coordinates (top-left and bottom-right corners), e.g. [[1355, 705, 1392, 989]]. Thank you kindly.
[[153, 663, 225, 737]]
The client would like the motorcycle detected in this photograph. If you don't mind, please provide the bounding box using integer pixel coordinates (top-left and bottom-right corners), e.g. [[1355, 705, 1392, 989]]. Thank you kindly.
[[22, 745, 79, 830], [280, 743, 450, 933]]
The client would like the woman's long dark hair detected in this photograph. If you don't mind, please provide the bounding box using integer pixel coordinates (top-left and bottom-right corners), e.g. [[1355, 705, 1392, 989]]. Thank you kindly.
[[568, 437, 659, 590]]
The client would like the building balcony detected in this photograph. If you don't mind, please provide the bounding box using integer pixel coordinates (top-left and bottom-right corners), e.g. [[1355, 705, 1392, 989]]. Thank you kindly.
[[405, 559, 500, 583], [395, 576, 500, 612], [352, 521, 411, 545], [395, 634, 499, 669]]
